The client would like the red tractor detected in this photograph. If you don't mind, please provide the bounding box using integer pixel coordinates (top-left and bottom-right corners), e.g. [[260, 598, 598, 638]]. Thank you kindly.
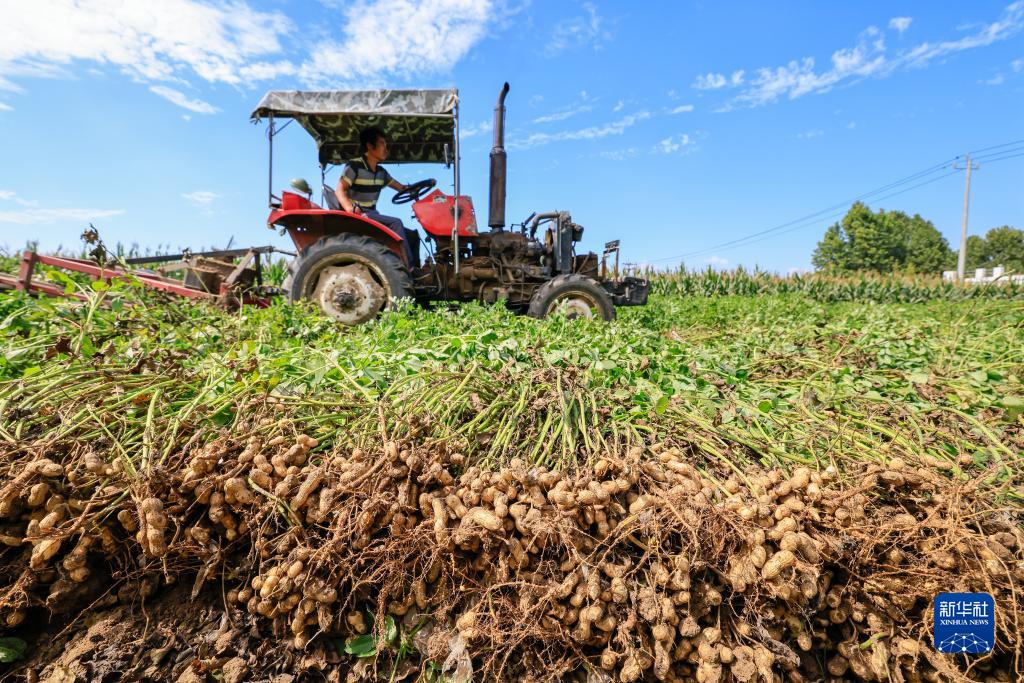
[[252, 84, 648, 325]]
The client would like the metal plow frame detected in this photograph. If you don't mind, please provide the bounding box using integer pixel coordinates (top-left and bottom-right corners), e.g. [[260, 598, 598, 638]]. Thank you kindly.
[[0, 247, 284, 307]]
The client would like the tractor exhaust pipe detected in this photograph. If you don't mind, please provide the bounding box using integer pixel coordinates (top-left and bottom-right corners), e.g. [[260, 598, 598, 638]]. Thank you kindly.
[[488, 82, 510, 230]]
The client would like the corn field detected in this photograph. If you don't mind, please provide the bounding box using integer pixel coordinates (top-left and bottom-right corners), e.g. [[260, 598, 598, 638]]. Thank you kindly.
[[646, 267, 1024, 303]]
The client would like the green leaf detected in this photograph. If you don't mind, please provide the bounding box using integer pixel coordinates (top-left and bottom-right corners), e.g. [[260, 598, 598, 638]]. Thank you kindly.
[[343, 634, 377, 657], [212, 406, 235, 427], [384, 615, 398, 646], [999, 396, 1023, 421], [908, 372, 930, 384], [90, 279, 109, 292], [79, 336, 95, 357], [757, 399, 774, 413], [0, 637, 27, 663], [654, 395, 669, 415], [22, 366, 41, 378]]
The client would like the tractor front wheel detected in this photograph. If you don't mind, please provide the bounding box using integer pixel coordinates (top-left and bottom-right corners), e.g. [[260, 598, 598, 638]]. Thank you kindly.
[[527, 274, 616, 321], [284, 235, 412, 325]]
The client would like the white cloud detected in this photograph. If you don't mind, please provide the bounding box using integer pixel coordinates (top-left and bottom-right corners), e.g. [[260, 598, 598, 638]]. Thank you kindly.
[[510, 111, 650, 150], [706, 256, 728, 266], [0, 190, 39, 207], [1012, 58, 1024, 71], [715, 2, 1023, 110], [598, 147, 638, 161], [669, 104, 695, 114], [730, 33, 888, 109], [693, 72, 727, 90], [0, 0, 292, 88], [533, 104, 593, 124], [889, 17, 913, 34], [0, 102, 11, 112], [984, 73, 1006, 85], [0, 0, 496, 111], [546, 2, 610, 56], [0, 207, 124, 224], [653, 134, 693, 154], [306, 0, 496, 83], [797, 128, 824, 139], [150, 85, 219, 114], [182, 191, 219, 207], [238, 60, 297, 82], [846, 120, 857, 129], [182, 114, 192, 122], [460, 120, 492, 139], [613, 99, 624, 112], [692, 70, 744, 90], [900, 3, 1023, 68]]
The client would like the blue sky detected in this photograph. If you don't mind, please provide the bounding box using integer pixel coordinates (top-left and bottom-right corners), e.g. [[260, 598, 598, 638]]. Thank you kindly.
[[0, 0, 1021, 273]]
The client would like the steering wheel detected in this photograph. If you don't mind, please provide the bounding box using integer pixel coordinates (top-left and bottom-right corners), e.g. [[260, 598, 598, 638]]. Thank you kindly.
[[392, 178, 437, 205]]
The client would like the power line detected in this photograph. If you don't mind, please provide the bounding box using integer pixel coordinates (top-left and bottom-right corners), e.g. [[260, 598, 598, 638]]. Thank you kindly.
[[648, 157, 958, 264], [972, 145, 1024, 162], [669, 170, 961, 262], [649, 138, 1024, 267], [967, 138, 1024, 156], [973, 151, 1024, 165]]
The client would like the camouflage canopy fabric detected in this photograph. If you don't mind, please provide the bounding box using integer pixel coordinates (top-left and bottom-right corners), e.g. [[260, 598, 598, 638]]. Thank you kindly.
[[252, 90, 458, 166]]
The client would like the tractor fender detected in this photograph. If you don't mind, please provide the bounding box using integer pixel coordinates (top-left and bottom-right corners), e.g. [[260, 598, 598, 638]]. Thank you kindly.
[[268, 208, 407, 263]]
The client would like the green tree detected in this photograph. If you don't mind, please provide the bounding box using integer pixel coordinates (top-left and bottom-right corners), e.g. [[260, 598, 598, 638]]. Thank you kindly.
[[812, 203, 953, 273], [979, 225, 1024, 273], [901, 212, 955, 272], [845, 203, 903, 271], [811, 223, 849, 272], [962, 226, 1024, 274], [964, 235, 987, 271]]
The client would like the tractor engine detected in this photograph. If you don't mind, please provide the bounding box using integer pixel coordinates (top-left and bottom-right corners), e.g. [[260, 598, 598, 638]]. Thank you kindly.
[[435, 230, 544, 304], [430, 216, 600, 307]]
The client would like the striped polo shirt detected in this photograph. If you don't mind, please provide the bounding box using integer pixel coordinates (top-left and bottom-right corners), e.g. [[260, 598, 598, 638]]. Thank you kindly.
[[341, 157, 392, 210]]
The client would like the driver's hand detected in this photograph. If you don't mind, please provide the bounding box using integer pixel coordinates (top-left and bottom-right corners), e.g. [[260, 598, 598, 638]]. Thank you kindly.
[[351, 205, 362, 215]]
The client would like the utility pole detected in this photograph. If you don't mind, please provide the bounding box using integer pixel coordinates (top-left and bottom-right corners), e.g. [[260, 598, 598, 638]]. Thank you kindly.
[[954, 154, 980, 279]]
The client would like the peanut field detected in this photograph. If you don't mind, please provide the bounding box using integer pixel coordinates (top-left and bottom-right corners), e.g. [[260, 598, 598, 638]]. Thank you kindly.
[[0, 273, 1021, 682]]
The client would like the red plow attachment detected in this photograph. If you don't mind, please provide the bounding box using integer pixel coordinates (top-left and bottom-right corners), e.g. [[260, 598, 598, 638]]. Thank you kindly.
[[0, 247, 287, 307]]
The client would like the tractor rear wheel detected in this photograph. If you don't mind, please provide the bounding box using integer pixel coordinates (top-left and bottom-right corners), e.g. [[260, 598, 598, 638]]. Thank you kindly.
[[284, 235, 412, 325], [527, 274, 616, 321]]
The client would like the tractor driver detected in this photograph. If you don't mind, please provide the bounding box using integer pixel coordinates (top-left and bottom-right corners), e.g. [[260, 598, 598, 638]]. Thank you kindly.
[[336, 127, 426, 270]]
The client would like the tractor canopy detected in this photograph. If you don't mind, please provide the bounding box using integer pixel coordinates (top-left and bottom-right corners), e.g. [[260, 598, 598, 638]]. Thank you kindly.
[[251, 89, 458, 166]]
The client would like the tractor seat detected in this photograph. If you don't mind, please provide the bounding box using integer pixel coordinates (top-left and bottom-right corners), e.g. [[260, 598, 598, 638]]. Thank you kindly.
[[322, 185, 342, 211]]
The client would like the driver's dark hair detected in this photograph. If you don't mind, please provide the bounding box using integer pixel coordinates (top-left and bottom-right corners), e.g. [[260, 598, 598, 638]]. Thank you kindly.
[[359, 126, 387, 154]]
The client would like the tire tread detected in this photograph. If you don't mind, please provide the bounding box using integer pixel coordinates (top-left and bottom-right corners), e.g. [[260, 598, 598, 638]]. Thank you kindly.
[[283, 234, 412, 320], [527, 273, 616, 321]]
